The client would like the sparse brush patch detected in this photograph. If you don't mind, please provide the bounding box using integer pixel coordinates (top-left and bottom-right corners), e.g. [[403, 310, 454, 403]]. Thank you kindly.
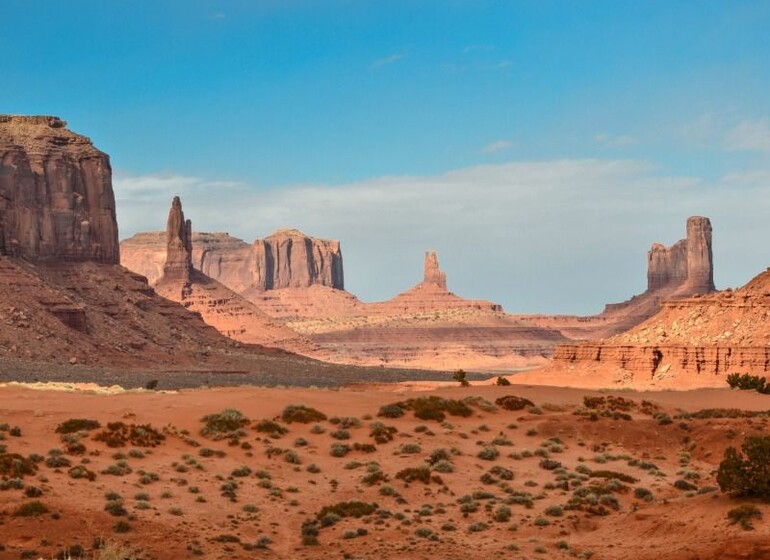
[[55, 419, 101, 434], [281, 405, 327, 424], [477, 446, 500, 461], [253, 419, 288, 437], [495, 395, 535, 411], [330, 444, 350, 458], [68, 465, 96, 481], [380, 396, 473, 423], [496, 376, 511, 386], [370, 422, 398, 443], [395, 466, 442, 485], [726, 373, 770, 394], [634, 487, 653, 502], [397, 443, 421, 455], [727, 504, 762, 530], [316, 501, 377, 520], [93, 422, 165, 448], [590, 470, 638, 483], [352, 442, 377, 453], [200, 410, 249, 438], [0, 452, 37, 477], [329, 416, 361, 429], [14, 500, 48, 517], [718, 436, 770, 498]]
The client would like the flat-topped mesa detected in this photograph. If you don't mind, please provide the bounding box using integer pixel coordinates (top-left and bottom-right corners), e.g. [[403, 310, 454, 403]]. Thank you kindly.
[[253, 229, 344, 291], [162, 196, 193, 283], [0, 114, 119, 263], [423, 250, 447, 289], [646, 216, 714, 296]]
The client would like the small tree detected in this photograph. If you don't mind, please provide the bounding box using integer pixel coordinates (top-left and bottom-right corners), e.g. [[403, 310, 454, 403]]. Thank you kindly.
[[717, 435, 770, 498], [453, 370, 469, 387]]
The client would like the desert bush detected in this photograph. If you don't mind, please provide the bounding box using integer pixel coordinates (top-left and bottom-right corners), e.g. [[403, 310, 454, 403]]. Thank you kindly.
[[496, 376, 511, 386], [282, 405, 327, 424], [377, 403, 405, 419], [395, 466, 437, 484], [477, 446, 500, 461], [330, 444, 350, 458], [495, 395, 535, 411], [0, 452, 37, 477], [539, 459, 562, 470], [94, 422, 165, 447], [55, 419, 101, 434], [68, 465, 96, 481], [200, 409, 249, 438], [253, 419, 288, 437], [632, 487, 653, 502], [352, 442, 377, 453], [453, 369, 470, 386], [718, 436, 770, 498], [397, 443, 421, 455], [380, 397, 472, 422], [330, 416, 361, 429], [316, 501, 377, 520], [14, 500, 48, 517], [726, 373, 770, 394], [369, 422, 397, 443], [727, 504, 762, 530], [590, 470, 638, 483]]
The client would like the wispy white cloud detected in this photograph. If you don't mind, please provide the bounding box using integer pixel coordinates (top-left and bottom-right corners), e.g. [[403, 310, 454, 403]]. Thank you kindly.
[[211, 12, 226, 19], [594, 132, 636, 148], [370, 54, 404, 69], [481, 140, 515, 154], [725, 118, 770, 152]]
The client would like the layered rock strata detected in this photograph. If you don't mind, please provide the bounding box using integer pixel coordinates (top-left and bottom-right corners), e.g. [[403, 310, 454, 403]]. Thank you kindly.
[[0, 115, 119, 263], [517, 216, 716, 340], [154, 198, 317, 352], [121, 229, 344, 293], [542, 267, 770, 387]]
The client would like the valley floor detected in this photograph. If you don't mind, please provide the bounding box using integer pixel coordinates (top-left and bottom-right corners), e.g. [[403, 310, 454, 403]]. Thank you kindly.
[[0, 382, 768, 560]]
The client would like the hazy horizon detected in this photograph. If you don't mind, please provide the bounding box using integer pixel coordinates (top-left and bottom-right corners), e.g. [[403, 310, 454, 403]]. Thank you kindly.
[[5, 1, 770, 314]]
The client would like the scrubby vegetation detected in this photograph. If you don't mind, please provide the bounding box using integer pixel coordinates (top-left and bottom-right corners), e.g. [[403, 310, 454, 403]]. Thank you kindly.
[[718, 435, 770, 498], [726, 373, 770, 394], [282, 405, 327, 424], [93, 422, 165, 447]]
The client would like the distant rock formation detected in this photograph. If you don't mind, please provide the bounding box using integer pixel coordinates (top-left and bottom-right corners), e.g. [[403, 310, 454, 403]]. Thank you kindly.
[[252, 229, 344, 291], [163, 196, 193, 284], [0, 115, 119, 263], [647, 216, 714, 296], [122, 228, 344, 292], [155, 198, 318, 352], [517, 216, 717, 340], [368, 249, 503, 314], [546, 265, 770, 387], [423, 250, 447, 289]]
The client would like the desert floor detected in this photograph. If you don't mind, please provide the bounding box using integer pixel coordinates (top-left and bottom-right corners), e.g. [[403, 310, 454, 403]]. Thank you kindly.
[[0, 381, 769, 560]]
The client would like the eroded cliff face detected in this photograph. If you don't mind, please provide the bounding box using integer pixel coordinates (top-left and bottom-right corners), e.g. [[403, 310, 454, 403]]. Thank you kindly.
[[646, 216, 714, 295], [547, 268, 770, 386], [253, 229, 344, 291], [122, 229, 344, 292], [0, 115, 119, 263]]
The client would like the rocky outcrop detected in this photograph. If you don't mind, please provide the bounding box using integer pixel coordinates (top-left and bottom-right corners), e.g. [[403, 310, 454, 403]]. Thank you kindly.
[[154, 198, 318, 353], [423, 251, 447, 289], [545, 266, 770, 387], [517, 216, 717, 341], [0, 115, 119, 263], [647, 216, 714, 295], [252, 229, 343, 291], [122, 229, 344, 292], [163, 196, 193, 283]]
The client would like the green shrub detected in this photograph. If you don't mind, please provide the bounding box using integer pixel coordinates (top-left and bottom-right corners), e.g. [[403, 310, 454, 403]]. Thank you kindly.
[[726, 373, 770, 394], [727, 504, 762, 530], [14, 500, 48, 517], [200, 409, 249, 437], [282, 405, 327, 424], [496, 376, 511, 386], [495, 395, 534, 411], [55, 419, 101, 434], [316, 501, 377, 520], [717, 436, 770, 498], [253, 419, 288, 437]]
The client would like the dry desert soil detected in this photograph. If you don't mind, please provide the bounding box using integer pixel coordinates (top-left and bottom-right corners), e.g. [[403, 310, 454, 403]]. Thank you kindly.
[[0, 381, 769, 560]]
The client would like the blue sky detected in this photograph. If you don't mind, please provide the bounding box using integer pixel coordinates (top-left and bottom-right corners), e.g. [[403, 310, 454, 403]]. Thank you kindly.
[[4, 1, 770, 313]]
